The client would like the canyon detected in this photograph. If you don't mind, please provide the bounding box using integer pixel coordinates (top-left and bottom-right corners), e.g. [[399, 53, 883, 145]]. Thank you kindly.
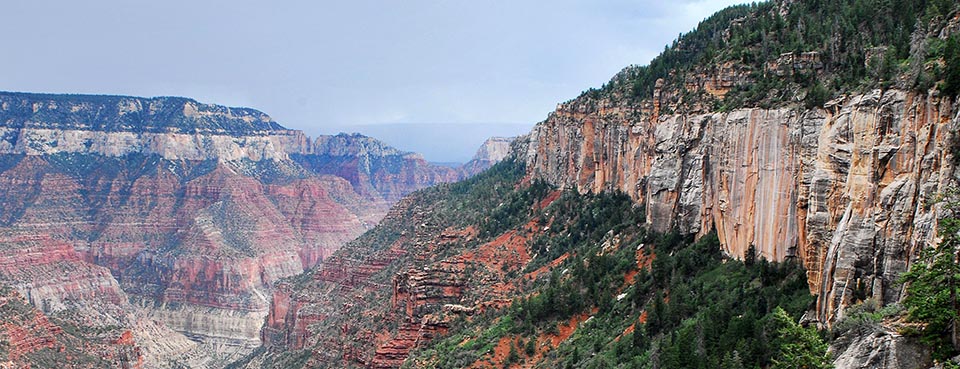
[[248, 2, 960, 368], [250, 86, 958, 367], [3, 0, 960, 368], [0, 92, 499, 367]]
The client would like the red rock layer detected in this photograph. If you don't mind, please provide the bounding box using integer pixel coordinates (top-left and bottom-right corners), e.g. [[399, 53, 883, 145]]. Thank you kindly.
[[261, 195, 552, 368], [0, 286, 142, 368]]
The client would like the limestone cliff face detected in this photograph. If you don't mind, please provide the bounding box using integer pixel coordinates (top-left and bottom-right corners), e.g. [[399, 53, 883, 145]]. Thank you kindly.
[[525, 88, 958, 323], [460, 137, 516, 177], [0, 92, 300, 161]]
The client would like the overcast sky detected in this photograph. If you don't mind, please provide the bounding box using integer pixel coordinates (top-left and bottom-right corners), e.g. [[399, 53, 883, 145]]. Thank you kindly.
[[1, 0, 744, 161]]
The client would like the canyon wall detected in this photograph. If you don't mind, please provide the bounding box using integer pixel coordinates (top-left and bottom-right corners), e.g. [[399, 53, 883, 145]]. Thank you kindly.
[[525, 88, 958, 323], [460, 136, 516, 177], [0, 91, 486, 366]]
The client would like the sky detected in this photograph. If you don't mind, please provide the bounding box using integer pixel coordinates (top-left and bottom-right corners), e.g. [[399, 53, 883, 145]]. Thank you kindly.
[[0, 0, 745, 162]]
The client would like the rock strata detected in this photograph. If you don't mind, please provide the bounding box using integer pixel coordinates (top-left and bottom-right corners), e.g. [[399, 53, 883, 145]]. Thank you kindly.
[[525, 89, 958, 323], [0, 91, 502, 366]]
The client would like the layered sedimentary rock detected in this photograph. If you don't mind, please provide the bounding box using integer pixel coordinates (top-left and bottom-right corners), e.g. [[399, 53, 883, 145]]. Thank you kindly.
[[0, 91, 485, 365], [0, 231, 196, 367], [292, 133, 463, 204], [256, 181, 542, 368], [525, 88, 958, 323], [0, 286, 142, 368]]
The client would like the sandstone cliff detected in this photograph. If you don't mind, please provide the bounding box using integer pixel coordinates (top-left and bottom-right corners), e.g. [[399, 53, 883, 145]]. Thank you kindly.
[[249, 1, 960, 367], [522, 1, 960, 326], [525, 89, 958, 324]]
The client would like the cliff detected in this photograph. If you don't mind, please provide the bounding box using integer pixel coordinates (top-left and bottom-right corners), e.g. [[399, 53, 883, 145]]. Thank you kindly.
[[460, 137, 516, 177], [292, 133, 463, 203], [0, 91, 493, 367], [0, 231, 195, 367], [526, 89, 958, 323], [249, 1, 960, 367], [524, 1, 960, 326]]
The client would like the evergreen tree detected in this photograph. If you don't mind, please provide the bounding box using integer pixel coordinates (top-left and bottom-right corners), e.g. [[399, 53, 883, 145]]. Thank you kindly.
[[901, 191, 960, 359], [745, 244, 758, 269], [941, 35, 960, 98], [770, 307, 832, 369], [721, 350, 746, 369]]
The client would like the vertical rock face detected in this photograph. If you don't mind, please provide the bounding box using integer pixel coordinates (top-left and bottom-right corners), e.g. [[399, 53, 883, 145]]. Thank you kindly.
[[459, 137, 516, 177], [0, 91, 482, 366], [525, 89, 958, 323], [830, 326, 930, 369]]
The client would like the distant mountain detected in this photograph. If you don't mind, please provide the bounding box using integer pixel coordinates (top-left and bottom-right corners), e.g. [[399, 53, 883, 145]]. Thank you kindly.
[[0, 91, 507, 367], [324, 122, 531, 163], [247, 0, 960, 368], [460, 136, 515, 177]]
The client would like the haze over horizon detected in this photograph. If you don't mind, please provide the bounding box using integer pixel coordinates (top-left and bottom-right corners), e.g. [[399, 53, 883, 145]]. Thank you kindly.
[[1, 0, 744, 161]]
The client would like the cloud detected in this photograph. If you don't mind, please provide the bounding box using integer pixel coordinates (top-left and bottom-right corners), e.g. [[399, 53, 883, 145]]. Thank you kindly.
[[0, 0, 745, 159]]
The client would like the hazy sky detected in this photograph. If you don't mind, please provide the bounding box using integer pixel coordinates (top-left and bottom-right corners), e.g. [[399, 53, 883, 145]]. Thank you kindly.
[[1, 0, 744, 161]]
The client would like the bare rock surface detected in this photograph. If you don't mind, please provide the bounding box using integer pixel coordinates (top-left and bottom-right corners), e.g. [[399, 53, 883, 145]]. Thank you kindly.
[[525, 88, 958, 324], [0, 91, 504, 367]]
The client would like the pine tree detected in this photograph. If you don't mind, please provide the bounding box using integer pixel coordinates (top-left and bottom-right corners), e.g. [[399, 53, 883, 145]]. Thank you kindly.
[[770, 307, 832, 369], [721, 350, 746, 369], [941, 35, 960, 98], [901, 191, 960, 359], [745, 244, 758, 269]]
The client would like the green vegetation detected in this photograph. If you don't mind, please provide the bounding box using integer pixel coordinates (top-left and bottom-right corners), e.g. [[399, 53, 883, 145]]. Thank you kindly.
[[830, 299, 902, 338], [593, 0, 960, 110], [940, 35, 960, 97], [901, 192, 960, 360], [769, 307, 832, 369], [407, 189, 819, 368], [545, 232, 816, 369], [349, 155, 536, 255]]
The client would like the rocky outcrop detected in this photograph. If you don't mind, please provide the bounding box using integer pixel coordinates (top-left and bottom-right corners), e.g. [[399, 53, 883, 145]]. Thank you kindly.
[[255, 177, 554, 368], [460, 137, 515, 177], [525, 88, 958, 324], [830, 326, 930, 369], [0, 232, 126, 311], [0, 286, 140, 368], [371, 317, 450, 369], [368, 261, 466, 368]]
